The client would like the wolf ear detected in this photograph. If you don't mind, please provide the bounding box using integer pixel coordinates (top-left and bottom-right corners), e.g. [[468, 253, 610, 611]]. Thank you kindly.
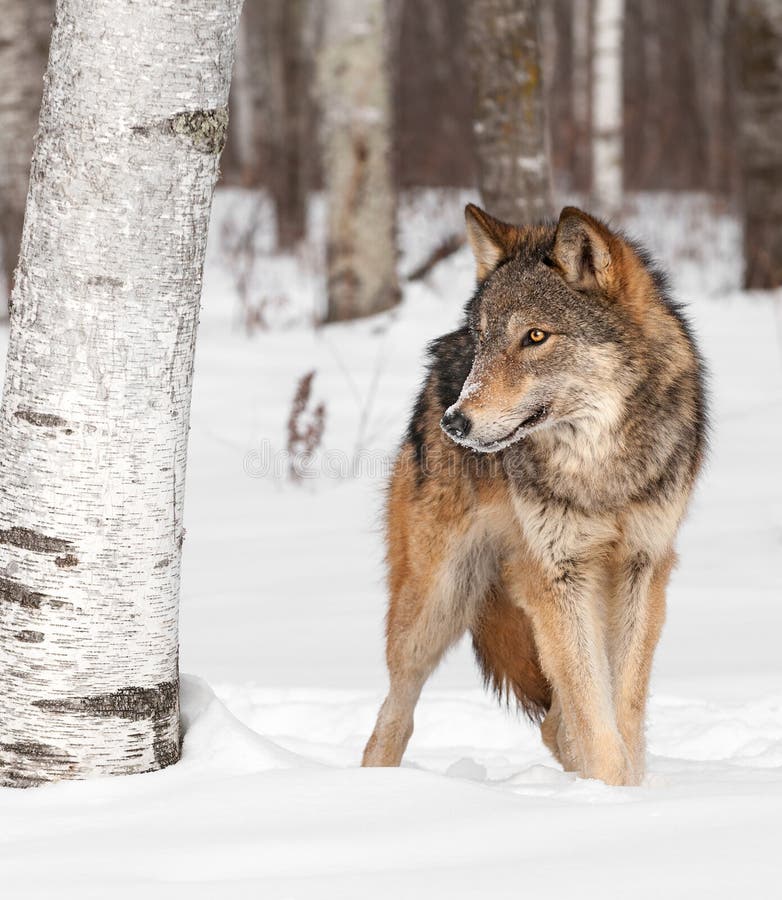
[[550, 206, 616, 293], [464, 203, 518, 282]]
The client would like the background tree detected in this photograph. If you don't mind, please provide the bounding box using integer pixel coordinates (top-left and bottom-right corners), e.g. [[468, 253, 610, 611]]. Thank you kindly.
[[699, 0, 738, 196], [592, 0, 624, 214], [622, 1, 734, 196], [319, 0, 399, 322], [0, 0, 54, 317], [393, 0, 475, 189], [468, 0, 553, 223], [230, 0, 266, 185], [260, 0, 319, 250], [736, 0, 782, 289], [0, 0, 242, 786], [571, 0, 594, 194]]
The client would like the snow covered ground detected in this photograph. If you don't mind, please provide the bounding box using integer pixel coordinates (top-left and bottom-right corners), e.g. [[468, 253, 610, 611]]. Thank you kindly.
[[2, 191, 781, 898]]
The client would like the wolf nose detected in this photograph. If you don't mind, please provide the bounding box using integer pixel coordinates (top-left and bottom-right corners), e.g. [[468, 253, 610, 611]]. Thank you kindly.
[[441, 409, 471, 439]]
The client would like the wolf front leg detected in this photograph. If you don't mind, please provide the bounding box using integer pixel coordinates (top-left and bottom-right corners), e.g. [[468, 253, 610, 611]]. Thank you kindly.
[[540, 692, 579, 772], [608, 547, 675, 780], [505, 553, 636, 786], [362, 580, 468, 767]]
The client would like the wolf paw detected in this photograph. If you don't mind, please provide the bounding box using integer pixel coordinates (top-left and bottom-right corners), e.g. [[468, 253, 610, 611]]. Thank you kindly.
[[584, 738, 640, 786]]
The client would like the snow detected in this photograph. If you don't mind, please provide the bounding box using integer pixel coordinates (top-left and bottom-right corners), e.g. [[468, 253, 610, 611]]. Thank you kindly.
[[2, 190, 781, 897]]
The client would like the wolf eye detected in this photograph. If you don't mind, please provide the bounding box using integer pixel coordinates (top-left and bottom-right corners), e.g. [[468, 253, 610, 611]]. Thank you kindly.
[[523, 328, 548, 347]]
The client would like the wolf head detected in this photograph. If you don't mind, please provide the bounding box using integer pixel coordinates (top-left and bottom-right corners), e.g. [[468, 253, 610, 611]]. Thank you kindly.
[[441, 204, 659, 453]]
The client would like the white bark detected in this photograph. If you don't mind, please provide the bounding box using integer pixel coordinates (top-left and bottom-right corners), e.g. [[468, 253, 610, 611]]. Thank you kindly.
[[592, 0, 624, 214], [319, 0, 399, 322], [0, 0, 53, 315], [0, 0, 242, 786]]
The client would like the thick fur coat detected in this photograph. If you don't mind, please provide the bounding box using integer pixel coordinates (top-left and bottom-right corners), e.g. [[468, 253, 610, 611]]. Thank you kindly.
[[362, 205, 707, 786]]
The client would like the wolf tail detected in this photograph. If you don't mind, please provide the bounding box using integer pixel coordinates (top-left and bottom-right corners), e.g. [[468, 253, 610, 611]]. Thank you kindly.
[[471, 585, 551, 722]]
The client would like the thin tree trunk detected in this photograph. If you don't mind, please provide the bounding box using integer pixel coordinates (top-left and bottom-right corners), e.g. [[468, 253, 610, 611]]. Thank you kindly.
[[719, 0, 740, 198], [639, 0, 661, 188], [737, 0, 782, 289], [540, 0, 570, 194], [592, 0, 624, 214], [0, 0, 54, 318], [231, 0, 266, 184], [262, 0, 316, 250], [0, 0, 242, 787], [572, 0, 593, 194], [468, 0, 553, 223], [705, 0, 733, 196], [320, 0, 399, 322]]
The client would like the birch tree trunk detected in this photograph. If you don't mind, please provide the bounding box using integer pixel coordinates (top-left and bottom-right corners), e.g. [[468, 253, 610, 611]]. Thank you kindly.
[[0, 0, 242, 787], [468, 0, 553, 223], [320, 0, 399, 322], [737, 0, 782, 289], [0, 0, 54, 317], [592, 0, 624, 214]]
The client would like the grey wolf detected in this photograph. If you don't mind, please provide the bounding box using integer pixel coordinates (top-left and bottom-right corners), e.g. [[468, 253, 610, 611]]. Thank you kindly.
[[362, 204, 707, 785]]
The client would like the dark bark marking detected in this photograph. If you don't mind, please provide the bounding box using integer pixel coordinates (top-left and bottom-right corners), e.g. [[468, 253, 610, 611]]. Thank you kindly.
[[48, 598, 70, 610], [0, 526, 74, 554], [16, 630, 44, 643], [14, 408, 69, 428], [0, 741, 69, 760], [55, 554, 79, 568], [0, 741, 77, 787], [35, 679, 178, 721], [154, 556, 171, 569], [1, 772, 47, 787], [133, 107, 229, 155], [153, 732, 180, 768], [33, 679, 181, 772], [87, 274, 124, 287], [0, 576, 46, 609], [169, 107, 229, 154]]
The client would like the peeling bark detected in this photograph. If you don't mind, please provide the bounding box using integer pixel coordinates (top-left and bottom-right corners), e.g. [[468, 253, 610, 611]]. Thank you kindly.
[[468, 0, 553, 224], [0, 0, 242, 786]]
